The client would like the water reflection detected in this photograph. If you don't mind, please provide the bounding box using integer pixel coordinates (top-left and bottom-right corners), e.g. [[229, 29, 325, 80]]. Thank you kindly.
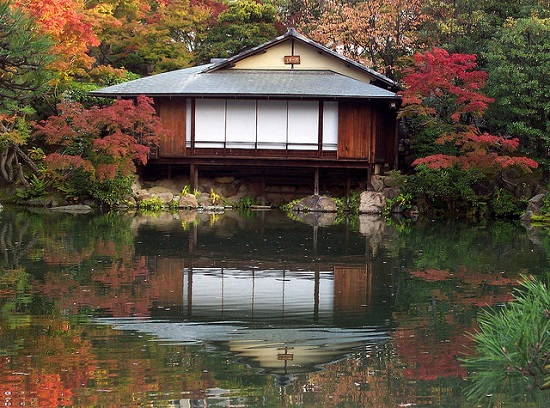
[[0, 207, 549, 406], [105, 210, 397, 378]]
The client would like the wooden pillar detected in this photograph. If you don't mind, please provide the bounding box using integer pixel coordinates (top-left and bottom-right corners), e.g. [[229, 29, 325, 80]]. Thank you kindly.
[[261, 172, 266, 206], [190, 164, 198, 191], [314, 167, 319, 195], [314, 266, 320, 323]]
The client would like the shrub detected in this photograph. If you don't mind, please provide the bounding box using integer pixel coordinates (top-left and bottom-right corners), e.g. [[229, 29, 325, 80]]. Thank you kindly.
[[490, 187, 524, 218], [404, 164, 484, 215]]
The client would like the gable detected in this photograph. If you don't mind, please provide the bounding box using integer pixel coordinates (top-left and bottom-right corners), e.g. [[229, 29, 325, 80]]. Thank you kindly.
[[231, 39, 375, 84]]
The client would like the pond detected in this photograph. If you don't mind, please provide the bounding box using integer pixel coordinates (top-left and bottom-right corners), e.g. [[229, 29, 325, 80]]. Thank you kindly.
[[0, 206, 548, 407]]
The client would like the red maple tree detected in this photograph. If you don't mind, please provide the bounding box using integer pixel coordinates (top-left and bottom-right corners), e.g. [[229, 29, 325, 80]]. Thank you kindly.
[[35, 95, 165, 189], [400, 48, 538, 174]]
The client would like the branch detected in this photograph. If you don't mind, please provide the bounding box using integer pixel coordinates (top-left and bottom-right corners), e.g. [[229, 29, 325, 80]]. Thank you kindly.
[[14, 144, 40, 176]]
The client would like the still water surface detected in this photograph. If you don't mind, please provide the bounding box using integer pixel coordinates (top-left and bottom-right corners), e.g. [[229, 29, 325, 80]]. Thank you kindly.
[[0, 207, 548, 407]]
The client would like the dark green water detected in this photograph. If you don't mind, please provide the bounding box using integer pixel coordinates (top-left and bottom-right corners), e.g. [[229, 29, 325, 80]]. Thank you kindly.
[[0, 207, 548, 407]]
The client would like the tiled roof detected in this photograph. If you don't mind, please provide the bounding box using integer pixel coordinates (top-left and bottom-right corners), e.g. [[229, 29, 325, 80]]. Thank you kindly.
[[91, 68, 398, 99], [90, 29, 399, 100]]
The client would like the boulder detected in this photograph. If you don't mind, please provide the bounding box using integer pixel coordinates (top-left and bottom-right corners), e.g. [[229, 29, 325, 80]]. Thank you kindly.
[[178, 194, 198, 208], [370, 175, 385, 192], [155, 192, 174, 204], [292, 195, 338, 213], [359, 191, 386, 214], [131, 178, 142, 196], [137, 192, 152, 202], [215, 176, 235, 184], [50, 205, 92, 214], [521, 193, 546, 221], [149, 186, 176, 195]]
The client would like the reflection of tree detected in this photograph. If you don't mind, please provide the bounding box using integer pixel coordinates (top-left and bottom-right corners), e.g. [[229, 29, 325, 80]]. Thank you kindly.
[[0, 317, 94, 407], [393, 265, 519, 385], [39, 256, 156, 317], [0, 212, 37, 270], [401, 219, 548, 276], [0, 316, 226, 407]]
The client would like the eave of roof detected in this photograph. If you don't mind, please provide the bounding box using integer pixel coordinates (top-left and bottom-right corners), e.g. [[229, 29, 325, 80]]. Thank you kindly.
[[90, 69, 399, 100]]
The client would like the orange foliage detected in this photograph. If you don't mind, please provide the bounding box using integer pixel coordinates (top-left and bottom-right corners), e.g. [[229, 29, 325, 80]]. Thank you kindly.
[[307, 0, 427, 78], [0, 318, 95, 407], [36, 95, 166, 184], [13, 0, 100, 75]]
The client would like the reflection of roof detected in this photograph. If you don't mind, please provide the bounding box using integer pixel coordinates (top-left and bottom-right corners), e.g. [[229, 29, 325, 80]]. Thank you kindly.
[[95, 318, 390, 374], [90, 69, 398, 99]]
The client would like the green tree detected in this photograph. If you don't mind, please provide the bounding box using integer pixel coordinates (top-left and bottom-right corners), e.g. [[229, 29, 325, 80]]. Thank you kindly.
[[485, 17, 550, 174], [423, 0, 549, 61], [0, 1, 55, 187], [194, 0, 279, 64]]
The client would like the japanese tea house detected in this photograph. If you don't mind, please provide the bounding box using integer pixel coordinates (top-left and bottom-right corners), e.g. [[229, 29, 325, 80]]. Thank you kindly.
[[91, 29, 400, 193]]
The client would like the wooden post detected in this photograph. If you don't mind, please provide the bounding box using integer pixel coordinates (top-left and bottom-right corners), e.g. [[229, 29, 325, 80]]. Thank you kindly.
[[314, 167, 319, 195], [190, 164, 198, 191]]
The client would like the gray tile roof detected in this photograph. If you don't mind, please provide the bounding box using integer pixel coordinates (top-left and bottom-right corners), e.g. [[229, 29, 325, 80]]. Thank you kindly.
[[91, 68, 398, 99]]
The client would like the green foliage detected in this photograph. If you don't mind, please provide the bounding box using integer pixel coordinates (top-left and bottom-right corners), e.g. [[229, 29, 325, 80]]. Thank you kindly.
[[346, 190, 362, 215], [404, 164, 485, 216], [490, 187, 525, 218], [194, 0, 278, 64], [209, 189, 222, 205], [541, 191, 550, 214], [485, 17, 550, 171], [138, 196, 165, 211], [463, 275, 550, 402], [181, 185, 200, 198], [0, 1, 56, 111], [406, 119, 458, 162], [385, 193, 413, 216], [233, 196, 256, 209], [15, 174, 47, 202], [87, 174, 134, 208]]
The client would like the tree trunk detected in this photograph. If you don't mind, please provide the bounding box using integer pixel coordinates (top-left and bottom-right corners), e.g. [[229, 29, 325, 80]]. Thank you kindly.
[[14, 145, 40, 176], [0, 143, 40, 185], [0, 148, 9, 181]]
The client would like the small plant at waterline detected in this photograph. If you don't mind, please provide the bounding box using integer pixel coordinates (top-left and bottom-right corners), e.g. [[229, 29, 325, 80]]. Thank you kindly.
[[210, 189, 222, 205], [233, 196, 256, 209], [138, 196, 164, 211], [181, 185, 201, 198], [384, 193, 413, 215], [15, 174, 47, 202]]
